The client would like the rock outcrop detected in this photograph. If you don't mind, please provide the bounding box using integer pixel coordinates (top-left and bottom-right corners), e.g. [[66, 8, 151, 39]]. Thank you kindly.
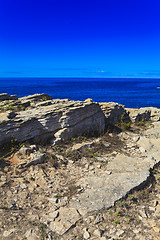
[[1, 93, 160, 240], [0, 93, 18, 101], [0, 95, 105, 145], [127, 106, 160, 122], [99, 102, 130, 125]]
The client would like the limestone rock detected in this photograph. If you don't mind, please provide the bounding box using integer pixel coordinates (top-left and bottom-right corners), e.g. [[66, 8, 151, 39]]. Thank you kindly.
[[0, 100, 105, 145], [18, 152, 45, 168], [93, 229, 102, 237], [71, 141, 94, 151], [83, 228, 90, 239], [126, 107, 151, 123], [7, 111, 17, 119], [20, 93, 52, 102], [49, 207, 80, 235], [3, 228, 16, 237], [127, 107, 160, 122], [85, 98, 93, 103], [99, 102, 130, 125], [10, 95, 18, 100], [25, 229, 39, 240], [70, 153, 159, 214], [0, 93, 10, 101]]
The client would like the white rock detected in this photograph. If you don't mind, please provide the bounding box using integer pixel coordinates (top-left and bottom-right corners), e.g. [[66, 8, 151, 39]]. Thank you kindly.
[[3, 229, 16, 237], [93, 229, 102, 237], [83, 228, 90, 239]]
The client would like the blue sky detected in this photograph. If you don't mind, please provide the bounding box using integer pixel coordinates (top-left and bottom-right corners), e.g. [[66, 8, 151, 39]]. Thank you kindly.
[[0, 0, 160, 78]]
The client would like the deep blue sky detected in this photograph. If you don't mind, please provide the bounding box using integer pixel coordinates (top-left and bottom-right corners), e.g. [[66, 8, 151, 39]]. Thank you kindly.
[[0, 0, 160, 78]]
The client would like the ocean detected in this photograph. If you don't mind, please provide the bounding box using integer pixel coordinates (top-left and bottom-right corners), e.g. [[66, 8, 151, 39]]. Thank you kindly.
[[0, 78, 160, 108]]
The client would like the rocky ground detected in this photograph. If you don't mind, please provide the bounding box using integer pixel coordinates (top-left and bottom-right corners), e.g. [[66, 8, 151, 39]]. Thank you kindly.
[[0, 93, 160, 240], [0, 121, 160, 240]]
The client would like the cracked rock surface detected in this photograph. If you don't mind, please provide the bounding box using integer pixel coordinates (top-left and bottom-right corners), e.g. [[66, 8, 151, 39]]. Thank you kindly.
[[0, 94, 160, 240], [0, 121, 160, 239]]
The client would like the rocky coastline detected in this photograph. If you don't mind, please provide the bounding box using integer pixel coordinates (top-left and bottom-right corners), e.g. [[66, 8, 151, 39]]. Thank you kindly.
[[0, 93, 160, 240]]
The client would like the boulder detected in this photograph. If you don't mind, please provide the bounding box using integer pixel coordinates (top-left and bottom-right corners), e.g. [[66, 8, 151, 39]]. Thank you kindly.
[[126, 108, 151, 123], [9, 95, 18, 100], [0, 93, 10, 101], [0, 100, 105, 145], [99, 102, 130, 125]]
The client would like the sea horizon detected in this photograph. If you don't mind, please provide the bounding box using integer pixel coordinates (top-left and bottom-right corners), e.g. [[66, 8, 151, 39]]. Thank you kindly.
[[1, 77, 160, 109]]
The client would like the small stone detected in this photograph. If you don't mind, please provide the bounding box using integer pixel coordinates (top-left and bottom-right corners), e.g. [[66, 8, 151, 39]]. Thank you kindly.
[[109, 228, 116, 234], [149, 206, 156, 212], [138, 215, 143, 220], [1, 175, 7, 182], [153, 227, 160, 233], [102, 142, 110, 148], [20, 183, 28, 189], [3, 229, 16, 237], [85, 164, 89, 169], [139, 209, 148, 218], [48, 211, 59, 220], [150, 221, 157, 227], [94, 213, 103, 224], [153, 200, 159, 207], [7, 111, 17, 119], [139, 147, 146, 153], [25, 229, 38, 240], [116, 229, 124, 237], [93, 229, 102, 238], [83, 228, 90, 239], [97, 164, 101, 169], [133, 136, 140, 142], [90, 165, 95, 170], [6, 190, 12, 197]]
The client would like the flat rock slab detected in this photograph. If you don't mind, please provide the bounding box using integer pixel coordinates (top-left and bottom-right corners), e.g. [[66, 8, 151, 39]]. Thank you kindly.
[[70, 164, 150, 214], [69, 123, 160, 215]]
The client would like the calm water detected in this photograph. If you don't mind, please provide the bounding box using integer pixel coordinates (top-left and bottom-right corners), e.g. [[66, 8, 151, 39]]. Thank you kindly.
[[0, 78, 160, 108]]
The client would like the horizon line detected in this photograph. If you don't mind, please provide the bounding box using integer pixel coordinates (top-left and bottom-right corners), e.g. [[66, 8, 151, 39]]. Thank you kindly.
[[1, 76, 160, 79]]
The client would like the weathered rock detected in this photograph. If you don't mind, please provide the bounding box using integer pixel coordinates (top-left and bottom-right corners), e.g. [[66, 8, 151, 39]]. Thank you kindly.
[[20, 93, 52, 102], [83, 228, 90, 239], [21, 100, 30, 108], [17, 145, 38, 156], [85, 98, 93, 103], [71, 141, 94, 151], [18, 153, 45, 168], [126, 108, 151, 123], [25, 229, 39, 240], [36, 100, 52, 107], [0, 93, 10, 101], [7, 111, 17, 119], [99, 102, 130, 125], [49, 207, 80, 235], [94, 213, 104, 224], [70, 152, 160, 214], [9, 95, 18, 100], [0, 100, 105, 145], [127, 105, 160, 123], [116, 229, 124, 237], [3, 228, 16, 237], [93, 229, 102, 238]]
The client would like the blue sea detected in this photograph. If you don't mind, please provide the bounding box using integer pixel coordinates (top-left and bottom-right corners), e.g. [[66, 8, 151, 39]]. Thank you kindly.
[[0, 78, 160, 108]]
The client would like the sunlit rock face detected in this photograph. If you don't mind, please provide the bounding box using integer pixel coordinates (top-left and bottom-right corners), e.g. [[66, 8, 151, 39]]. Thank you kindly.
[[0, 94, 105, 145]]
